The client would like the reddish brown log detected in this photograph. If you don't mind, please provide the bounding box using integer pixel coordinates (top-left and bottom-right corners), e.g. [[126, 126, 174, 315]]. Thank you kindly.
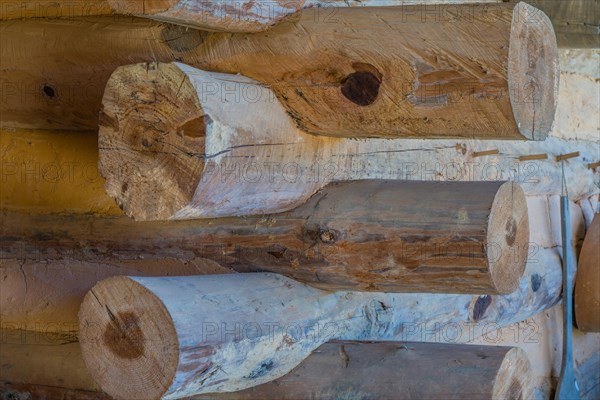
[[575, 213, 600, 332]]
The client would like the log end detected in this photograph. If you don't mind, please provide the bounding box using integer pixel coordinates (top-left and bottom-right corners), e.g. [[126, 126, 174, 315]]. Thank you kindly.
[[508, 2, 559, 141], [78, 276, 178, 400], [492, 347, 534, 399], [575, 214, 600, 332], [108, 0, 178, 15], [487, 182, 529, 294], [99, 62, 206, 221]]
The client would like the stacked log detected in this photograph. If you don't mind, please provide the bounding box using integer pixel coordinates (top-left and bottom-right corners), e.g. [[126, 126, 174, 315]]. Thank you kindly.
[[78, 273, 545, 398], [3, 193, 576, 333], [107, 0, 596, 49], [200, 341, 534, 400], [97, 61, 547, 220], [1, 3, 560, 139]]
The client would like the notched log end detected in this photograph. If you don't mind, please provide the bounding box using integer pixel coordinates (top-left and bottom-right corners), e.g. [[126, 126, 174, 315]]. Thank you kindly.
[[487, 182, 529, 294], [78, 276, 179, 400], [508, 2, 559, 141], [99, 62, 206, 221]]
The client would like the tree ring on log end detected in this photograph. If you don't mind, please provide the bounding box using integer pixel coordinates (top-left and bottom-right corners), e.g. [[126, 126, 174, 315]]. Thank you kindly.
[[508, 2, 559, 141], [491, 347, 534, 399], [486, 182, 529, 294], [78, 276, 179, 400], [99, 62, 206, 221], [107, 0, 179, 15]]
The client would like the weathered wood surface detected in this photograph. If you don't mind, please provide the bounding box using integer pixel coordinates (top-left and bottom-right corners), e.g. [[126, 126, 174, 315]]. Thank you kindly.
[[1, 194, 584, 331], [99, 64, 536, 220], [527, 0, 599, 48], [107, 0, 504, 32], [116, 3, 559, 140], [194, 341, 533, 400], [575, 213, 600, 332], [0, 129, 121, 215], [108, 0, 598, 49], [0, 0, 114, 19], [1, 4, 560, 140], [79, 270, 550, 399], [98, 62, 559, 219], [15, 179, 533, 293]]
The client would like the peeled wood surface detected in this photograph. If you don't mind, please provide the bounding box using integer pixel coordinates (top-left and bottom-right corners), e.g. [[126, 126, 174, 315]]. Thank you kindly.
[[527, 0, 599, 48], [108, 0, 597, 49], [0, 4, 559, 139], [0, 0, 114, 19], [575, 214, 600, 332], [65, 178, 530, 293], [185, 2, 559, 139], [197, 341, 533, 400], [98, 62, 553, 220], [0, 194, 560, 331], [108, 0, 503, 32], [79, 273, 541, 398]]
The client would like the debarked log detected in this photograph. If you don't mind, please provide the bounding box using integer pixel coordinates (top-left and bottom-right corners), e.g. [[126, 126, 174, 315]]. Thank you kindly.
[[78, 263, 553, 399], [82, 178, 530, 294], [198, 341, 534, 400], [105, 3, 560, 140], [1, 3, 560, 139], [107, 0, 597, 49], [107, 0, 502, 32], [100, 62, 536, 223]]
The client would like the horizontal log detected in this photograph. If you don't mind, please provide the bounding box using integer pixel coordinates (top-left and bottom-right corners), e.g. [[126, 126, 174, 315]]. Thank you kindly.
[[1, 194, 582, 331], [527, 0, 599, 48], [108, 0, 597, 49], [0, 129, 120, 215], [0, 0, 114, 19], [56, 179, 535, 293], [79, 271, 548, 398], [1, 4, 560, 140], [115, 3, 559, 139], [197, 341, 533, 400], [97, 61, 563, 219]]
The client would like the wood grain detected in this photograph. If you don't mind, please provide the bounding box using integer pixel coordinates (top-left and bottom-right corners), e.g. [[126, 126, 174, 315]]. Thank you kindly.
[[1, 3, 560, 139], [197, 341, 534, 400], [79, 273, 540, 398], [575, 213, 600, 332]]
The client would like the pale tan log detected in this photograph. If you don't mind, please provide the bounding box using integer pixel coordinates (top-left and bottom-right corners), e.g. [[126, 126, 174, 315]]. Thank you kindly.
[[0, 0, 114, 19], [575, 213, 600, 332], [186, 2, 559, 139], [199, 341, 534, 400], [527, 0, 599, 48], [107, 0, 502, 32], [108, 0, 597, 50], [1, 3, 559, 139]]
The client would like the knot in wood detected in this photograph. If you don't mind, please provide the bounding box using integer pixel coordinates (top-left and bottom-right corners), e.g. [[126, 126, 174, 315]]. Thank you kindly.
[[319, 229, 337, 244]]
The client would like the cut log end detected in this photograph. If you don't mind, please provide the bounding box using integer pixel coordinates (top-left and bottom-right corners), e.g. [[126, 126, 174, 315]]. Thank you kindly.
[[108, 0, 178, 15], [78, 276, 178, 400], [492, 347, 534, 399], [508, 2, 559, 141], [575, 214, 600, 332], [487, 182, 529, 294], [99, 62, 206, 221]]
